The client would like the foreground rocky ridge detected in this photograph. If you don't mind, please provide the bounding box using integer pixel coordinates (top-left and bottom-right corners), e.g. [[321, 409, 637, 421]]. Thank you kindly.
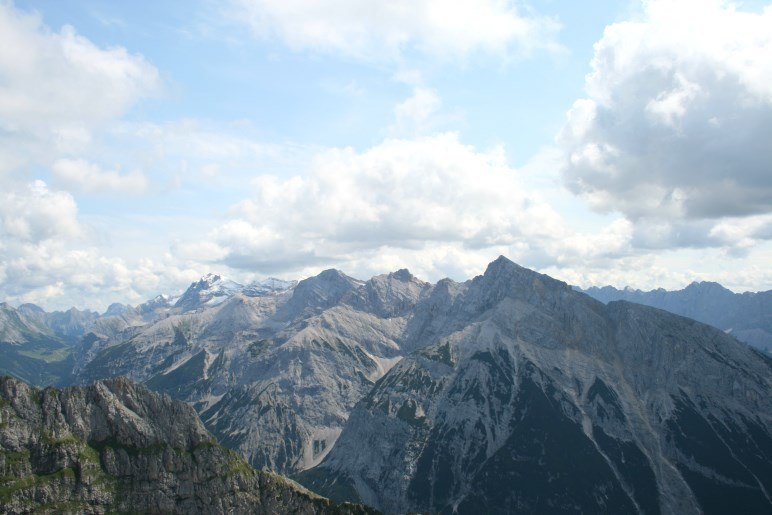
[[0, 376, 374, 514], [299, 258, 772, 514]]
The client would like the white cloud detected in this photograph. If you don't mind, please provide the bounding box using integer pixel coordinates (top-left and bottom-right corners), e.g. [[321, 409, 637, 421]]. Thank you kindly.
[[0, 5, 192, 310], [0, 241, 198, 311], [0, 3, 159, 176], [0, 4, 159, 129], [0, 181, 82, 243], [390, 87, 442, 135], [227, 0, 560, 62], [52, 158, 149, 194], [171, 133, 638, 281], [559, 0, 772, 221]]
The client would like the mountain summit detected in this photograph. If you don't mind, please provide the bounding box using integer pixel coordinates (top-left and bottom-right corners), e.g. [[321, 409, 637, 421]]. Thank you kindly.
[[298, 258, 772, 514]]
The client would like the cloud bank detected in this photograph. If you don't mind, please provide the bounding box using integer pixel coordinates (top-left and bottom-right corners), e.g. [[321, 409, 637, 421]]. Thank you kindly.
[[559, 0, 772, 222], [227, 0, 560, 62]]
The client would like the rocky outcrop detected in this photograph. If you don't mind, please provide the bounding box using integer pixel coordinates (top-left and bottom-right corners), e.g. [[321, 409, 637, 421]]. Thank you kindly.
[[0, 376, 375, 514], [299, 257, 772, 514]]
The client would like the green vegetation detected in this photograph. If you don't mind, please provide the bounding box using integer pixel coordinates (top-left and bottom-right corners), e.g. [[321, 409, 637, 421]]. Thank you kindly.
[[294, 468, 362, 505], [248, 339, 271, 358], [0, 343, 74, 387], [417, 340, 454, 367], [0, 467, 77, 504]]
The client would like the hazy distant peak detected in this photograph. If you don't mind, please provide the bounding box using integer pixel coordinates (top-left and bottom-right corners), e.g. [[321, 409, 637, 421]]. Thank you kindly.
[[18, 303, 45, 314]]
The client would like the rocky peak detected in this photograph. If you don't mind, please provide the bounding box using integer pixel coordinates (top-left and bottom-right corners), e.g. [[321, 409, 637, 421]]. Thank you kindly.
[[300, 262, 772, 514], [0, 375, 375, 514], [345, 269, 429, 319], [468, 255, 572, 314], [103, 302, 132, 317], [684, 280, 732, 295], [242, 277, 297, 297], [389, 269, 414, 282], [18, 303, 45, 314], [174, 274, 244, 312], [281, 269, 362, 317]]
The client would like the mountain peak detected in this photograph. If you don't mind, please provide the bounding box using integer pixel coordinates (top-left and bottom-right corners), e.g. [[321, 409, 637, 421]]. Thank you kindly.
[[281, 269, 361, 316], [484, 255, 518, 275], [104, 302, 132, 317], [390, 269, 415, 282], [684, 280, 730, 293], [316, 269, 349, 281], [198, 273, 224, 285], [18, 303, 45, 314], [174, 274, 244, 312], [242, 277, 297, 297]]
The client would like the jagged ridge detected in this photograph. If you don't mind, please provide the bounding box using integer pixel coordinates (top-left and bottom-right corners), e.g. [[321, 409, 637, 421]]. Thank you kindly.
[[0, 376, 376, 514], [298, 257, 772, 514]]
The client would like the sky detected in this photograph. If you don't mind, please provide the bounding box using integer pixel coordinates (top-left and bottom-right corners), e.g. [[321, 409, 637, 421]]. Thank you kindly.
[[1, 0, 771, 311]]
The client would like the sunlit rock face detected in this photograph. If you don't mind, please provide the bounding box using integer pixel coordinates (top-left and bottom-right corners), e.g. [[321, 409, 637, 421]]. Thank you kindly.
[[299, 257, 772, 515]]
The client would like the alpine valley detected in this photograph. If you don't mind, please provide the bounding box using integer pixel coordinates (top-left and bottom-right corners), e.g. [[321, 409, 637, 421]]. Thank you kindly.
[[1, 257, 771, 514]]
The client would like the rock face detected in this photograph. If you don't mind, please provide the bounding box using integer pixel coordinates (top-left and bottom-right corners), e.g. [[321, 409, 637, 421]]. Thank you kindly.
[[74, 269, 431, 475], [6, 256, 771, 514], [581, 282, 772, 353], [0, 376, 374, 514], [299, 257, 772, 514]]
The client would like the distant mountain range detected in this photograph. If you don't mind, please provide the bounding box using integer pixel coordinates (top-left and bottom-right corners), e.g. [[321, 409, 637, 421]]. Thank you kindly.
[[579, 282, 772, 354], [1, 259, 770, 513]]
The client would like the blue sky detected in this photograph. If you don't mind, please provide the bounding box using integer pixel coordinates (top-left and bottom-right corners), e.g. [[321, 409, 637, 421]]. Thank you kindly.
[[1, 0, 771, 310]]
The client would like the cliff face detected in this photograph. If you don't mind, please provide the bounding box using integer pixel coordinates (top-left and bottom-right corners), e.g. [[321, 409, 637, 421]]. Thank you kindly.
[[299, 258, 772, 514], [0, 376, 374, 514]]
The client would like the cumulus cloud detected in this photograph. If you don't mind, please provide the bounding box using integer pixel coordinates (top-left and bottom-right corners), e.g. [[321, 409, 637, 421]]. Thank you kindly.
[[559, 0, 772, 221], [0, 2, 159, 175], [0, 3, 159, 128], [52, 158, 149, 194], [0, 181, 82, 243], [171, 133, 636, 281], [227, 0, 560, 62], [0, 180, 201, 311], [0, 241, 198, 311]]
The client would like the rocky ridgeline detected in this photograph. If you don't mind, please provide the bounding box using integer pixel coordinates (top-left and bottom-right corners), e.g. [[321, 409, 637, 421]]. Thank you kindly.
[[3, 257, 771, 514], [299, 258, 772, 514], [0, 376, 375, 514], [581, 282, 772, 354]]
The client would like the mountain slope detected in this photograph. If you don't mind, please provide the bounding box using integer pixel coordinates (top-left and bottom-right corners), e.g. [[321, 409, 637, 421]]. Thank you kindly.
[[581, 282, 772, 353], [0, 303, 73, 387], [299, 257, 772, 514], [74, 269, 414, 474], [0, 375, 375, 514]]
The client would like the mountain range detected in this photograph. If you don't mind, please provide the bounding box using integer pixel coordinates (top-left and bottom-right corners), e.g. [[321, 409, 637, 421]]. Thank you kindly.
[[580, 282, 772, 354], [1, 257, 770, 513], [299, 258, 771, 513]]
